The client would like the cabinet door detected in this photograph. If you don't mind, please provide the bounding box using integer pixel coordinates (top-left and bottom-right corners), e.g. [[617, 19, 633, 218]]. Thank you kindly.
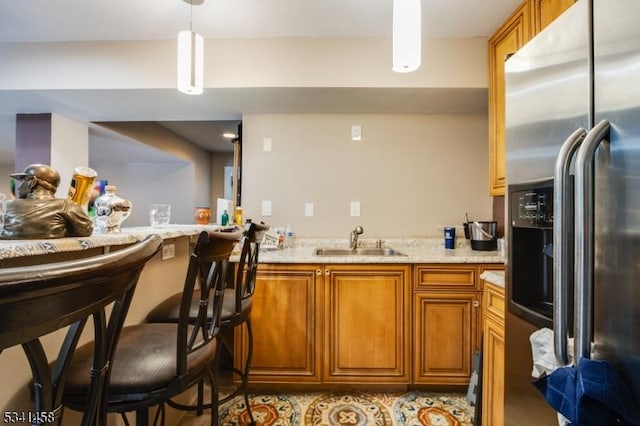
[[482, 315, 505, 426], [234, 264, 323, 383], [413, 292, 480, 384], [532, 0, 575, 33], [488, 1, 531, 196], [324, 264, 410, 383]]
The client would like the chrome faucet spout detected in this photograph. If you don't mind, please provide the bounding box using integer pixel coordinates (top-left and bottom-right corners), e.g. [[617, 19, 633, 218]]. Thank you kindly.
[[350, 226, 364, 249]]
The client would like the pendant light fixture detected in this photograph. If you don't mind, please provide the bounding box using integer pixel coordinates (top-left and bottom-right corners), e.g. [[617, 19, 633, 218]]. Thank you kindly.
[[392, 0, 421, 73], [177, 0, 204, 95]]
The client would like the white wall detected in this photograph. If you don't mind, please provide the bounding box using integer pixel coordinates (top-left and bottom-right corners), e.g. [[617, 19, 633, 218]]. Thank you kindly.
[[51, 114, 90, 198], [89, 122, 212, 226], [242, 113, 493, 238], [88, 161, 195, 227], [0, 38, 488, 91]]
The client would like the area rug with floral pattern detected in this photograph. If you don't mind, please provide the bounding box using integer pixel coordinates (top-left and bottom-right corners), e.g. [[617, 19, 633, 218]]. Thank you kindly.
[[179, 391, 474, 426]]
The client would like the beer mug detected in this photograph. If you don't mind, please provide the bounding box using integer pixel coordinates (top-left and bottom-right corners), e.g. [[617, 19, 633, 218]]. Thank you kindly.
[[67, 166, 97, 211]]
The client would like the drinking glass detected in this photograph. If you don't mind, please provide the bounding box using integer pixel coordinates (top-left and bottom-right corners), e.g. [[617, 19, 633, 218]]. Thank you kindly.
[[149, 204, 171, 227]]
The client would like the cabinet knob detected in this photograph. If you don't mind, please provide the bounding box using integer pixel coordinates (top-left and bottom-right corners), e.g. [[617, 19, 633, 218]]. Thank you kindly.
[[325, 269, 330, 276], [473, 300, 481, 308], [316, 269, 322, 276]]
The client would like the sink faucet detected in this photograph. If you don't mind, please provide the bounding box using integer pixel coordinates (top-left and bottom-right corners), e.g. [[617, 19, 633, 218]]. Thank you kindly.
[[350, 226, 364, 249]]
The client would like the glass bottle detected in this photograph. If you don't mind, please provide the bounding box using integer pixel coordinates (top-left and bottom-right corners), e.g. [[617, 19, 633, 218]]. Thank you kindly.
[[94, 185, 132, 233], [221, 210, 229, 226], [234, 206, 243, 226]]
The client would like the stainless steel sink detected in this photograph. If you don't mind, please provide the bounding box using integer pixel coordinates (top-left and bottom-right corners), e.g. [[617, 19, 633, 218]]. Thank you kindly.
[[314, 247, 406, 256]]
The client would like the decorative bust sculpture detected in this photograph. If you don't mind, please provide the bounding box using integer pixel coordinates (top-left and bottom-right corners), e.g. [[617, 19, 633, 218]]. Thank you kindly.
[[0, 164, 94, 239]]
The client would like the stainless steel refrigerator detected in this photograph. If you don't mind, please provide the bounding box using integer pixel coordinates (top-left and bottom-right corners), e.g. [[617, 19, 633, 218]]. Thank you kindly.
[[504, 0, 640, 423]]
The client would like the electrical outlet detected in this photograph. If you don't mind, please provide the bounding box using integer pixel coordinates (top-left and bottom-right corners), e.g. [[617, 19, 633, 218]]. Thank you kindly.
[[351, 125, 362, 141], [304, 202, 314, 217], [162, 243, 175, 260], [350, 201, 361, 217], [261, 200, 272, 216]]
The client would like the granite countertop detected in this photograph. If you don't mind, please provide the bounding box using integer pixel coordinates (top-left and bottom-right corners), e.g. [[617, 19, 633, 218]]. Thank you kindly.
[[0, 225, 222, 260], [0, 230, 506, 265], [480, 270, 505, 287], [258, 238, 505, 264]]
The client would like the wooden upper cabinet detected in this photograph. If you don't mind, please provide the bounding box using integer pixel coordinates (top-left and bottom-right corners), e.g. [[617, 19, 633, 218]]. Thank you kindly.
[[488, 0, 574, 196], [532, 0, 575, 33], [488, 1, 531, 196]]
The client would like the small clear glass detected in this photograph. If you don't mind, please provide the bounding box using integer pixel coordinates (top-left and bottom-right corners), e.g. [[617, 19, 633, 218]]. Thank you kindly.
[[149, 204, 171, 227]]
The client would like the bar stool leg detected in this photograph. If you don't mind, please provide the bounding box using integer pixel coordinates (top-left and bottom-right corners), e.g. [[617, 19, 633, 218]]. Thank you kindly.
[[242, 318, 255, 426]]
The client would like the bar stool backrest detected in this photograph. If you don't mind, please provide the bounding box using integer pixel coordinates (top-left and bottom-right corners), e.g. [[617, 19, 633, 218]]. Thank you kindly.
[[233, 222, 269, 313], [0, 234, 163, 425], [177, 229, 243, 373]]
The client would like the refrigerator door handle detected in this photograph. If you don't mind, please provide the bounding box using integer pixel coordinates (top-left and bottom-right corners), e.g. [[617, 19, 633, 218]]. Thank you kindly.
[[553, 128, 587, 366], [574, 119, 610, 363]]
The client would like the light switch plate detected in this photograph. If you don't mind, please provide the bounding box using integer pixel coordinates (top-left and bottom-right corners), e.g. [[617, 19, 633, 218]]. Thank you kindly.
[[261, 200, 272, 216], [350, 201, 361, 217], [304, 202, 314, 217], [351, 125, 362, 141], [263, 138, 272, 152]]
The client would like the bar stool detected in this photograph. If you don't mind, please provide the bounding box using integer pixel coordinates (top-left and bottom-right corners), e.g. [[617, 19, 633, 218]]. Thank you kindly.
[[61, 229, 242, 425], [0, 234, 162, 426], [146, 221, 268, 424]]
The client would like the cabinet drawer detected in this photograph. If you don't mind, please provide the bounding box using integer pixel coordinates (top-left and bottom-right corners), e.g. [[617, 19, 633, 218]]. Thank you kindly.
[[483, 282, 505, 322], [414, 265, 477, 291]]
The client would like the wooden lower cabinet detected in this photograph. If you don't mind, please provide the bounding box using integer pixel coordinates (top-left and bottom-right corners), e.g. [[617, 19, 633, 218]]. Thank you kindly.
[[236, 262, 502, 387], [412, 264, 483, 385], [235, 263, 410, 384], [413, 292, 480, 385], [323, 264, 410, 383], [481, 282, 505, 426], [234, 263, 323, 383]]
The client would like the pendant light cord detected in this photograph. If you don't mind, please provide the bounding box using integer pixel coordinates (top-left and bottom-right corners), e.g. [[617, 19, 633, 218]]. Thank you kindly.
[[189, 0, 193, 32]]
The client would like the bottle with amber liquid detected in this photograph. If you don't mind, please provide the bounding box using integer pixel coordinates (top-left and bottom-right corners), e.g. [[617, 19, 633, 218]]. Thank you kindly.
[[234, 206, 243, 226]]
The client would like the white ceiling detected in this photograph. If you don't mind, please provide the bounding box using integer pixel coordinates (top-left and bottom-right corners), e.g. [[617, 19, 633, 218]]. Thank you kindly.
[[0, 0, 519, 42], [0, 0, 521, 162]]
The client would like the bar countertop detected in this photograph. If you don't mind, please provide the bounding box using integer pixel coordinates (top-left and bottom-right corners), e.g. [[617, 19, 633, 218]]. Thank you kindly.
[[0, 225, 221, 261]]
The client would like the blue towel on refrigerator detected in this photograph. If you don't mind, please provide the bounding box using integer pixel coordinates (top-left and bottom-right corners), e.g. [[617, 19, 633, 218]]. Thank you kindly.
[[532, 358, 640, 425]]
